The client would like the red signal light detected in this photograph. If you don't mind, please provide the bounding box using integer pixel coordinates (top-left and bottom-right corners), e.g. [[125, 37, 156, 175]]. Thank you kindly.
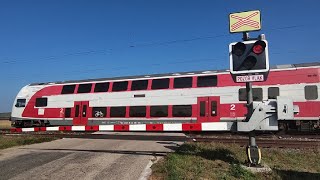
[[253, 44, 263, 54], [252, 40, 266, 54]]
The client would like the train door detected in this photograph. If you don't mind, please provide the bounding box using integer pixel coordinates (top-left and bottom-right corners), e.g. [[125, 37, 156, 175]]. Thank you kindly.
[[197, 96, 220, 122], [73, 101, 89, 125]]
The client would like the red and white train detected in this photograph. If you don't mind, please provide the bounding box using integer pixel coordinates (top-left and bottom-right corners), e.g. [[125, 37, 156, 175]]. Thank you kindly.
[[11, 62, 320, 131]]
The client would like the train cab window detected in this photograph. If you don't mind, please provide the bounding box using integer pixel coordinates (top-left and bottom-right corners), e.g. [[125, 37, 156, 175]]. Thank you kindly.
[[112, 81, 128, 92], [131, 80, 148, 91], [305, 85, 318, 100], [77, 83, 92, 93], [150, 106, 168, 117], [35, 97, 48, 107], [151, 78, 169, 90], [174, 77, 192, 88], [94, 82, 109, 92], [239, 88, 263, 101], [110, 107, 126, 117], [61, 85, 76, 94], [130, 106, 146, 117], [197, 75, 217, 87], [15, 99, 26, 107], [65, 108, 71, 118], [92, 107, 107, 118], [172, 105, 192, 117], [268, 87, 280, 99]]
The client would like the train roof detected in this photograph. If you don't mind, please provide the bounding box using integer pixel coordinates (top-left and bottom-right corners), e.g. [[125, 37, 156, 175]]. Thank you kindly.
[[29, 62, 320, 86]]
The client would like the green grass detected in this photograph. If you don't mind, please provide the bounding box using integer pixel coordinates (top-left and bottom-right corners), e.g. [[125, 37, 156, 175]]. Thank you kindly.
[[150, 142, 320, 180], [0, 135, 58, 150]]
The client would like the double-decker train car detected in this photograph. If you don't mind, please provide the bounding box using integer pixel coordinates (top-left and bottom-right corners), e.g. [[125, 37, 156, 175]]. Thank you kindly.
[[11, 62, 320, 131]]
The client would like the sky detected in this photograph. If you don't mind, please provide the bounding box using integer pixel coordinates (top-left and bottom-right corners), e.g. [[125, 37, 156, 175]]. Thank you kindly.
[[0, 0, 319, 112]]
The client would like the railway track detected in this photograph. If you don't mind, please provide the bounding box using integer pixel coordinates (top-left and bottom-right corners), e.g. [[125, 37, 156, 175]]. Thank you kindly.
[[188, 137, 320, 149], [1, 130, 319, 149]]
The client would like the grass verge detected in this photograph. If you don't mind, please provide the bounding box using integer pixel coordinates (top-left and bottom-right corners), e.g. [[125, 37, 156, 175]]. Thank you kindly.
[[150, 142, 320, 180], [0, 135, 59, 150]]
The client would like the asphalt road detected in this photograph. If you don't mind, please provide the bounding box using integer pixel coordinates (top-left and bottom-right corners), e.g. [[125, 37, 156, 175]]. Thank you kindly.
[[0, 132, 186, 180]]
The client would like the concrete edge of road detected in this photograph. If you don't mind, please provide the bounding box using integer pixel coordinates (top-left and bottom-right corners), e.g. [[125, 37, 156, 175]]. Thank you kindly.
[[138, 157, 161, 180]]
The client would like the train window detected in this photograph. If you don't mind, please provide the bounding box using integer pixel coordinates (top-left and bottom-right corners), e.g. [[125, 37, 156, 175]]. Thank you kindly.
[[305, 85, 318, 100], [131, 80, 148, 91], [150, 106, 168, 117], [151, 78, 169, 90], [92, 107, 107, 118], [15, 99, 26, 107], [94, 82, 109, 92], [130, 106, 146, 117], [77, 83, 92, 93], [110, 107, 126, 117], [172, 105, 192, 117], [211, 101, 217, 116], [239, 88, 263, 101], [61, 85, 76, 94], [200, 102, 205, 117], [197, 75, 217, 87], [253, 88, 263, 101], [65, 108, 71, 118], [268, 87, 279, 99], [75, 105, 79, 117], [35, 97, 47, 107], [238, 88, 246, 101], [112, 81, 128, 92], [174, 77, 192, 88]]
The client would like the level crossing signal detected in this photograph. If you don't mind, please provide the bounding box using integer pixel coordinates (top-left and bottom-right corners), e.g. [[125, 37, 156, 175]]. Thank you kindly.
[[229, 40, 269, 75]]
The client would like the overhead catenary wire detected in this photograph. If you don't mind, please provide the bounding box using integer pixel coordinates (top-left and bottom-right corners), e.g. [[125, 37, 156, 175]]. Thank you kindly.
[[0, 24, 308, 66]]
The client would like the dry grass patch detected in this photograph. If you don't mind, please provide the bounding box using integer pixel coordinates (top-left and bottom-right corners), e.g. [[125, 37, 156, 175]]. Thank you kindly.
[[0, 120, 11, 129], [0, 135, 59, 150]]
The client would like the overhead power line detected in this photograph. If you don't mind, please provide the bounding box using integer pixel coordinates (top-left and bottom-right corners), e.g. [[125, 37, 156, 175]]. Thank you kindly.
[[0, 24, 307, 65]]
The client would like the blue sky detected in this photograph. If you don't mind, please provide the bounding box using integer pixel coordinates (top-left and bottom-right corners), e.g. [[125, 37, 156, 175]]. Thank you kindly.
[[0, 0, 319, 112]]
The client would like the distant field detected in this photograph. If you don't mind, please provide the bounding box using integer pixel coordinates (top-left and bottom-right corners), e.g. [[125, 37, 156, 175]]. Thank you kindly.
[[0, 120, 11, 129], [0, 112, 10, 119]]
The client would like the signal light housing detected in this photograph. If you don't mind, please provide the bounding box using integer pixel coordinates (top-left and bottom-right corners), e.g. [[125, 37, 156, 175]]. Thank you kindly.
[[229, 40, 269, 75]]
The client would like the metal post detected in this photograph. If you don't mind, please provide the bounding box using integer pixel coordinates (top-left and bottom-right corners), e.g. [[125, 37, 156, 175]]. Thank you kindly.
[[245, 78, 261, 166], [243, 32, 261, 166], [242, 32, 249, 41], [249, 131, 256, 146], [246, 82, 253, 121]]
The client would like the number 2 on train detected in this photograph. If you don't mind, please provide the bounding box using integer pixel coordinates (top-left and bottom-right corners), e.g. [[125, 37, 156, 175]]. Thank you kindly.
[[230, 104, 236, 111]]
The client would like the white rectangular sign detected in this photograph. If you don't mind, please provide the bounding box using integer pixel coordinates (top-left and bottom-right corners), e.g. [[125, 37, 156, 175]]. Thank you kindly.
[[236, 74, 264, 82]]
